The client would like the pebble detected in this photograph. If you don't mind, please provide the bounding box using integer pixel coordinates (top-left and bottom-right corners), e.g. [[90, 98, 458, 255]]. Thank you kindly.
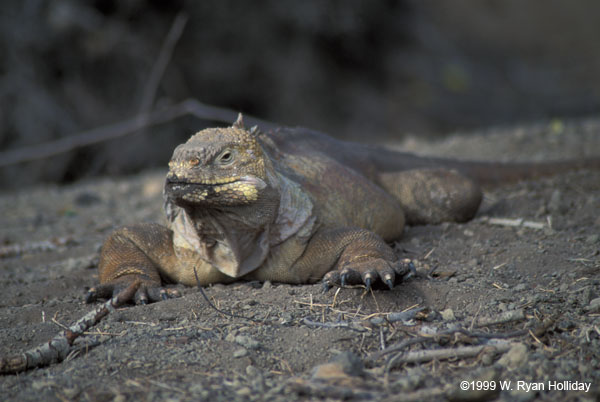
[[74, 191, 101, 206], [225, 331, 237, 343], [279, 312, 293, 325], [233, 348, 248, 358], [330, 351, 364, 377], [548, 189, 566, 214], [311, 352, 364, 381], [585, 297, 600, 313], [497, 343, 527, 369], [235, 387, 252, 396], [234, 335, 260, 349], [440, 308, 456, 321], [513, 283, 527, 291], [62, 388, 79, 399], [586, 234, 599, 244], [246, 365, 261, 378], [32, 380, 56, 390]]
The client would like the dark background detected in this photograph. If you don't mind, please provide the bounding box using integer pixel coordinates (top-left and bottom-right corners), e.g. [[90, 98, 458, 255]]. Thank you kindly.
[[2, 0, 600, 188]]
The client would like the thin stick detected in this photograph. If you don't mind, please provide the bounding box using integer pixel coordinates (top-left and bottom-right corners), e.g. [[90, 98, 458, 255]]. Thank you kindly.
[[0, 281, 140, 375], [138, 12, 188, 116], [387, 343, 512, 367], [193, 267, 259, 322], [367, 327, 529, 362], [475, 309, 525, 327], [0, 99, 276, 167]]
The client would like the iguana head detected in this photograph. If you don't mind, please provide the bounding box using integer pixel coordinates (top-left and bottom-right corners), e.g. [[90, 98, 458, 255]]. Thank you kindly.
[[165, 114, 269, 207]]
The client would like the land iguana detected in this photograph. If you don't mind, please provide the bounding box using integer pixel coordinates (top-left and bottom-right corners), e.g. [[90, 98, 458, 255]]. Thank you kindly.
[[86, 115, 600, 304]]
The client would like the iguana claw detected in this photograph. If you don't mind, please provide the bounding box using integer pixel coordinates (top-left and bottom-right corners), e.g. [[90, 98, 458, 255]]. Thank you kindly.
[[364, 277, 372, 292], [340, 273, 348, 287]]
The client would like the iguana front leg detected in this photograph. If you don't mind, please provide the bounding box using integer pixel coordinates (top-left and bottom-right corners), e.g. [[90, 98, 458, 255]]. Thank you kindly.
[[292, 228, 413, 291], [85, 224, 182, 304]]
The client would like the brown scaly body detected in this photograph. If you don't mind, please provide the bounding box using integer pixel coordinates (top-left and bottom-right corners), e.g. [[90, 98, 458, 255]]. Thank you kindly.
[[86, 115, 600, 304]]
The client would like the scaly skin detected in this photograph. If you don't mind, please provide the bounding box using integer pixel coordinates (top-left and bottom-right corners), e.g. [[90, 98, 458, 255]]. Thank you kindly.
[[86, 115, 597, 304]]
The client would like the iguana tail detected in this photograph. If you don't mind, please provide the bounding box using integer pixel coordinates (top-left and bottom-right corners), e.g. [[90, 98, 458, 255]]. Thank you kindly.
[[380, 154, 600, 186], [355, 141, 599, 185]]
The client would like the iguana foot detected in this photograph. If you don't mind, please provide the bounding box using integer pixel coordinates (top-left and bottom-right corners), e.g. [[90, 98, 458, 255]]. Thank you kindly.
[[85, 276, 181, 304], [322, 258, 414, 292]]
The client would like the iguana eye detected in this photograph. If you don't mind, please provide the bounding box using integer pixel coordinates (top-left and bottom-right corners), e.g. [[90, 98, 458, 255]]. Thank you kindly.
[[218, 150, 234, 164]]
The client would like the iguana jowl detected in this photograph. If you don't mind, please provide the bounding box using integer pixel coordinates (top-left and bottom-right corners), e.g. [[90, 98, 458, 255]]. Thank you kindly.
[[86, 115, 599, 304]]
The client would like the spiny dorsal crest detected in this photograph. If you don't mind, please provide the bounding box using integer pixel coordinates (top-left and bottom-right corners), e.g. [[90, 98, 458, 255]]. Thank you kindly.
[[232, 113, 259, 137], [233, 113, 245, 129]]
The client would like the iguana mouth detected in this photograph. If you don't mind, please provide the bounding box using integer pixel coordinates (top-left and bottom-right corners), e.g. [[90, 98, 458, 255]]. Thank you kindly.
[[165, 175, 267, 205], [166, 175, 240, 186]]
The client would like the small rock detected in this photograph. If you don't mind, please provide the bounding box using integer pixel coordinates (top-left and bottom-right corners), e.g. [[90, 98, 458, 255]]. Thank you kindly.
[[245, 365, 261, 378], [233, 348, 248, 358], [62, 388, 79, 399], [311, 352, 364, 384], [440, 308, 456, 321], [279, 312, 293, 325], [262, 281, 272, 289], [497, 343, 528, 369], [585, 297, 600, 313], [235, 387, 252, 396], [32, 380, 56, 390], [330, 351, 364, 377], [392, 367, 424, 392], [513, 283, 527, 292], [74, 191, 101, 206], [548, 189, 566, 214], [234, 335, 260, 350], [586, 234, 599, 244], [225, 331, 237, 342], [581, 287, 593, 306]]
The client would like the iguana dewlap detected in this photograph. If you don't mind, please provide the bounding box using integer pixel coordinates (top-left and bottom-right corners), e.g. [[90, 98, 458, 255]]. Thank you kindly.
[[86, 115, 596, 304]]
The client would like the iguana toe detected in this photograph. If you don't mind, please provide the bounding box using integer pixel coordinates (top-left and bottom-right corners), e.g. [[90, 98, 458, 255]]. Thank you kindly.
[[363, 276, 373, 292], [133, 285, 181, 304], [85, 284, 115, 303], [322, 255, 406, 290], [322, 270, 341, 291], [85, 277, 181, 305], [397, 258, 416, 280], [146, 287, 181, 302]]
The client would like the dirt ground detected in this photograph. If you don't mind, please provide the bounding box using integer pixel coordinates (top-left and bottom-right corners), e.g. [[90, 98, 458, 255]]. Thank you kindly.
[[1, 118, 600, 401]]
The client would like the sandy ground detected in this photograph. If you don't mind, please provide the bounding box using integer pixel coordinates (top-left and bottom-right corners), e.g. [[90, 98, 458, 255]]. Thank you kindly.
[[1, 118, 600, 401]]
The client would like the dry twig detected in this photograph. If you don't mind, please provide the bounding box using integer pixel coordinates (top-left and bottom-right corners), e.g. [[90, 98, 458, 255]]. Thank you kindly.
[[386, 343, 512, 367], [474, 309, 525, 327], [0, 281, 140, 375], [0, 99, 276, 167], [138, 12, 188, 116]]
